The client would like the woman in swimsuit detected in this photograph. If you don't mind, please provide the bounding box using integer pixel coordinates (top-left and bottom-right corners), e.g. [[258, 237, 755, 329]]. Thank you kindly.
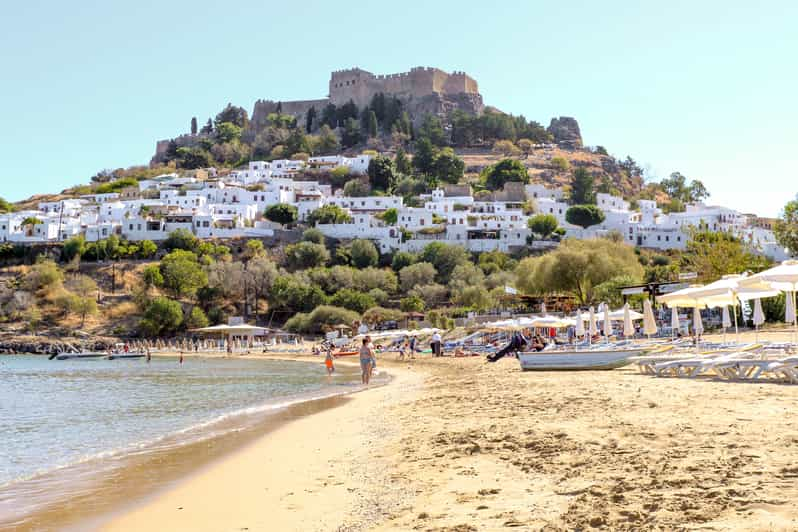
[[359, 337, 374, 385]]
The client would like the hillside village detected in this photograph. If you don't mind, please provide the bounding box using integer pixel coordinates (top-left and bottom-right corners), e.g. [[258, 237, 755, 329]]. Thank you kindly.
[[0, 152, 788, 261]]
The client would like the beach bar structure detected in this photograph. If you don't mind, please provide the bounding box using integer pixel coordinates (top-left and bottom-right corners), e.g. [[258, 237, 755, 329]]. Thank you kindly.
[[192, 323, 271, 350]]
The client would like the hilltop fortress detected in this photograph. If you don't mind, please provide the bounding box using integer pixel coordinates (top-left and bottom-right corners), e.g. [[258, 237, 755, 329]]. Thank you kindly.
[[328, 66, 479, 107]]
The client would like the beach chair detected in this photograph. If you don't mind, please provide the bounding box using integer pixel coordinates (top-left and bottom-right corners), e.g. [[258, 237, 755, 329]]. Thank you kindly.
[[712, 356, 798, 382], [652, 345, 762, 378]]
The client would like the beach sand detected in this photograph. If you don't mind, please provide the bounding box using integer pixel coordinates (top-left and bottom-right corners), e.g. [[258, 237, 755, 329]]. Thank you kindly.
[[103, 332, 798, 531]]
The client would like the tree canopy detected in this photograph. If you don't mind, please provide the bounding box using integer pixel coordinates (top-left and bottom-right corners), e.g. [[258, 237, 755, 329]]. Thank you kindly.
[[482, 159, 528, 190], [566, 205, 606, 228]]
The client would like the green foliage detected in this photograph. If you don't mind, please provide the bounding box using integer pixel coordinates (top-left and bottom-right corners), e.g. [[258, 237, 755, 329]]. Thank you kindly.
[[566, 205, 606, 228], [527, 214, 559, 238], [394, 147, 412, 175], [478, 250, 516, 274], [774, 198, 798, 256], [591, 275, 642, 308], [185, 306, 209, 329], [215, 104, 249, 129], [454, 285, 494, 311], [159, 249, 207, 299], [412, 138, 437, 176], [341, 117, 361, 148], [142, 264, 164, 287], [21, 216, 43, 226], [0, 197, 15, 213], [366, 155, 396, 191], [418, 114, 446, 146], [362, 306, 405, 326], [343, 179, 371, 197], [61, 236, 86, 262], [93, 177, 138, 194], [379, 207, 398, 225], [761, 293, 786, 324], [24, 259, 63, 291], [433, 148, 465, 184], [215, 122, 242, 144], [140, 297, 183, 336], [550, 156, 570, 172], [175, 147, 212, 169], [139, 239, 158, 258], [419, 242, 470, 284], [515, 238, 643, 304], [330, 288, 376, 313], [301, 228, 325, 245], [391, 251, 416, 272], [349, 239, 379, 268], [399, 262, 437, 291], [570, 167, 595, 204], [482, 159, 529, 190], [681, 229, 770, 283], [284, 305, 360, 334], [164, 229, 198, 252], [659, 172, 710, 204], [329, 165, 351, 187], [284, 241, 330, 270], [450, 109, 552, 146], [269, 275, 329, 313], [307, 204, 352, 225], [264, 203, 298, 225], [400, 295, 425, 313]]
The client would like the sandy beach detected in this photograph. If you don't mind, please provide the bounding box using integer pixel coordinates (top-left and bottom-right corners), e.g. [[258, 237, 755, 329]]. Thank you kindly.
[[102, 331, 798, 531]]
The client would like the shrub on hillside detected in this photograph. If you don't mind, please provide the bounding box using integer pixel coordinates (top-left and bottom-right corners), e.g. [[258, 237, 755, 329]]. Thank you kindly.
[[284, 305, 360, 334]]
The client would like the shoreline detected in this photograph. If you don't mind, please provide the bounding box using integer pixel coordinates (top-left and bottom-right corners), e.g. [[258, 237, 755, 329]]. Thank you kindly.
[[100, 357, 424, 532], [1, 354, 394, 532]]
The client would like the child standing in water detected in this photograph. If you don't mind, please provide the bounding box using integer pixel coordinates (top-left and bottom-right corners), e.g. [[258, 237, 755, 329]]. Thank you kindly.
[[324, 347, 335, 376]]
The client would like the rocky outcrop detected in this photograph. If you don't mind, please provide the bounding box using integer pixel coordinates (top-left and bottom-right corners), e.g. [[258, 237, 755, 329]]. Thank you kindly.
[[547, 116, 583, 148], [0, 338, 116, 355]]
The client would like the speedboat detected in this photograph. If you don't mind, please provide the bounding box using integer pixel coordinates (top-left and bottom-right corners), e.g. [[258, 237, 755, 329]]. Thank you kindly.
[[55, 352, 107, 360], [517, 345, 646, 371], [107, 353, 145, 360]]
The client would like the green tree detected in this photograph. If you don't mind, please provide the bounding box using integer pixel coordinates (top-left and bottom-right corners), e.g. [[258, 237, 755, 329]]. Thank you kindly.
[[378, 207, 398, 225], [316, 125, 340, 154], [164, 228, 198, 251], [264, 203, 298, 225], [394, 147, 412, 175], [400, 295, 425, 313], [159, 250, 208, 299], [176, 147, 212, 169], [350, 239, 379, 268], [367, 155, 396, 191], [214, 104, 249, 128], [570, 167, 595, 204], [527, 214, 559, 238], [433, 148, 465, 184], [515, 238, 643, 304], [367, 110, 378, 138], [61, 236, 86, 262], [681, 229, 770, 283], [455, 285, 494, 311], [774, 198, 798, 256], [142, 264, 164, 288], [305, 106, 317, 133], [0, 197, 15, 213], [412, 138, 437, 176], [284, 241, 330, 270], [215, 122, 242, 143], [391, 251, 416, 272], [284, 305, 360, 334], [418, 114, 446, 146], [399, 262, 437, 291], [482, 159, 528, 190], [330, 288, 376, 313], [419, 242, 470, 284], [185, 306, 209, 329], [306, 205, 352, 225], [140, 297, 183, 336], [269, 276, 328, 313], [301, 228, 326, 245], [341, 117, 361, 148], [343, 179, 370, 197], [566, 205, 606, 228]]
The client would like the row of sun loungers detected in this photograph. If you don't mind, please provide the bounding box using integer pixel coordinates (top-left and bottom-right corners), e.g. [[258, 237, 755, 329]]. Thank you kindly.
[[630, 342, 798, 383]]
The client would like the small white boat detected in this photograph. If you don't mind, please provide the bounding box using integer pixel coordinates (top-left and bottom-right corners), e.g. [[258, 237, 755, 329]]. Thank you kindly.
[[517, 348, 645, 371], [55, 352, 107, 360]]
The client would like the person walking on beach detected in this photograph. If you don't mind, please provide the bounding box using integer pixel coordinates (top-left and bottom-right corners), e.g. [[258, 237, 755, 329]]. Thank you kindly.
[[431, 331, 442, 357], [324, 347, 335, 376], [409, 336, 417, 359], [359, 337, 374, 385]]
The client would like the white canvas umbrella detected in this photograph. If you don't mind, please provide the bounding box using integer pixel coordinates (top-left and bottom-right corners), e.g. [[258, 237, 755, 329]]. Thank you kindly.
[[540, 301, 546, 314], [752, 298, 765, 343], [623, 303, 634, 338], [575, 310, 585, 338], [722, 306, 732, 344], [588, 306, 598, 343], [602, 303, 612, 340], [642, 299, 657, 338], [608, 308, 644, 321], [693, 307, 704, 337], [741, 260, 798, 343], [671, 306, 680, 339]]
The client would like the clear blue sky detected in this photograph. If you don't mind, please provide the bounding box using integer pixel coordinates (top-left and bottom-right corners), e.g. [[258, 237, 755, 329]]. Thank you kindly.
[[1, 0, 795, 216]]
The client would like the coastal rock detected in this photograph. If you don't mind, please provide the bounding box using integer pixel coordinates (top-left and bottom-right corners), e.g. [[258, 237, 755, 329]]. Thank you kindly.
[[547, 116, 583, 148]]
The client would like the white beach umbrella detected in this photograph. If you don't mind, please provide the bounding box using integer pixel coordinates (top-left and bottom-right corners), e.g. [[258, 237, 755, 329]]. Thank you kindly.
[[602, 304, 612, 340], [671, 306, 680, 339], [608, 308, 644, 321], [575, 310, 585, 338], [540, 301, 546, 314], [741, 260, 798, 343], [623, 303, 634, 338], [588, 306, 598, 342], [752, 298, 765, 343], [693, 307, 704, 337], [722, 306, 732, 344], [642, 299, 658, 337]]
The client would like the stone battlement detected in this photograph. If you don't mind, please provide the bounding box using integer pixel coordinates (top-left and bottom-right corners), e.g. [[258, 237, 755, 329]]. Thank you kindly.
[[329, 66, 479, 107]]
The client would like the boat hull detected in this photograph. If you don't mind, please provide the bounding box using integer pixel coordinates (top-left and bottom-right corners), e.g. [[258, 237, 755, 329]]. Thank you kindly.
[[517, 349, 644, 371], [55, 353, 107, 360], [107, 354, 145, 360]]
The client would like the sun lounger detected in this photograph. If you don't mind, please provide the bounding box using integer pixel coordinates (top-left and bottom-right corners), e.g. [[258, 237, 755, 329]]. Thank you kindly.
[[712, 356, 798, 382], [652, 345, 763, 378]]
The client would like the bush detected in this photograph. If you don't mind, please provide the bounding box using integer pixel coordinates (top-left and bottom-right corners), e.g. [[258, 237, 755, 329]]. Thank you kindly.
[[399, 262, 437, 291], [482, 159, 528, 190], [139, 297, 183, 336], [565, 205, 606, 228], [400, 295, 425, 312], [349, 239, 379, 268], [362, 306, 405, 326], [284, 305, 360, 334], [185, 307, 209, 329], [307, 205, 352, 225], [61, 236, 86, 262], [391, 251, 416, 272], [527, 214, 559, 238], [264, 203, 298, 225], [284, 241, 330, 270], [343, 179, 371, 197], [164, 229, 198, 252], [301, 228, 326, 245], [329, 288, 376, 313]]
